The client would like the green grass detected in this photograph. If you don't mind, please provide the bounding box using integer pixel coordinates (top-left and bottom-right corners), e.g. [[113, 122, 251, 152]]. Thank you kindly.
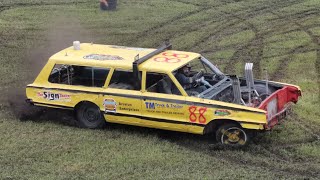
[[1, 0, 319, 179]]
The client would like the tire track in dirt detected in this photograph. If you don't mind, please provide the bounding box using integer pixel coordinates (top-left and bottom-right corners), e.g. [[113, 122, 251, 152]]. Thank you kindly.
[[172, 131, 319, 178], [150, 130, 316, 178], [0, 6, 10, 14], [208, 148, 320, 179], [127, 0, 251, 47], [170, 135, 303, 178], [230, 7, 320, 81], [290, 113, 320, 140], [218, 11, 262, 75], [169, 3, 318, 167], [129, 0, 254, 49], [188, 0, 303, 74], [269, 44, 316, 81], [269, 10, 320, 98], [195, 1, 319, 177], [0, 1, 89, 15], [125, 6, 210, 46], [1, 1, 89, 8], [254, 138, 319, 163], [219, 0, 305, 75]]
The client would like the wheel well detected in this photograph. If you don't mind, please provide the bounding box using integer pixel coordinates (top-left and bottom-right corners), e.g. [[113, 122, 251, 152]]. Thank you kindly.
[[74, 101, 100, 114], [203, 119, 241, 135]]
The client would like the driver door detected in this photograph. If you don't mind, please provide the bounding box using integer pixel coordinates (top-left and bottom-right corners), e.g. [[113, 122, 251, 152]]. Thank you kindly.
[[141, 72, 189, 132]]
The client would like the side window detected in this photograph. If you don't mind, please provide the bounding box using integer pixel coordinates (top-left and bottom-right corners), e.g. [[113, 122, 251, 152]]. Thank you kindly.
[[48, 64, 109, 87], [109, 69, 137, 90], [146, 72, 181, 95]]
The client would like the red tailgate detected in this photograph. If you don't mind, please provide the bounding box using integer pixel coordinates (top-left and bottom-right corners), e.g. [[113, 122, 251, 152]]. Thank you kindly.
[[258, 86, 301, 129]]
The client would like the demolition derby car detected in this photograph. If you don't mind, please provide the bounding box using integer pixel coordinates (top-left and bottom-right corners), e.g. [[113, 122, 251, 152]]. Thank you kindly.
[[26, 41, 301, 147]]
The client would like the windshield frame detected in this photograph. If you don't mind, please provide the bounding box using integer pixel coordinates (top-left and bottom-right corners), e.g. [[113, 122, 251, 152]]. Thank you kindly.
[[170, 56, 227, 97], [200, 56, 224, 77]]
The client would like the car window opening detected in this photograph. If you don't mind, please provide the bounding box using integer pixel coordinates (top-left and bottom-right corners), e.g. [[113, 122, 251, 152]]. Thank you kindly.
[[109, 70, 141, 90], [146, 72, 181, 95], [48, 64, 109, 87]]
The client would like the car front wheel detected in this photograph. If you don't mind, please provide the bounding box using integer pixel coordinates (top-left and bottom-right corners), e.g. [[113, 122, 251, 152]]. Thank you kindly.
[[76, 102, 106, 129]]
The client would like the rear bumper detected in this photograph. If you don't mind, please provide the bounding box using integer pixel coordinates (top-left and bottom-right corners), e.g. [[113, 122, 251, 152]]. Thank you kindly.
[[258, 85, 301, 129]]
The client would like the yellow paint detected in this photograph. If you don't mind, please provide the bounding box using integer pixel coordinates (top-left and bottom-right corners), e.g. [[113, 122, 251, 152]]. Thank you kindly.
[[240, 123, 264, 130]]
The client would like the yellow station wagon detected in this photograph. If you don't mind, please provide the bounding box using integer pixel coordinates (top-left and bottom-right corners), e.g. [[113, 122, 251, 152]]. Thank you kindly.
[[26, 41, 301, 147]]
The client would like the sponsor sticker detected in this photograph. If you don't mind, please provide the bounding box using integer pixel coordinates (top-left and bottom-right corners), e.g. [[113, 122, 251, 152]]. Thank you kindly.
[[37, 92, 71, 101], [103, 98, 116, 113], [214, 109, 231, 116], [83, 54, 123, 60], [144, 102, 183, 109], [37, 91, 71, 101]]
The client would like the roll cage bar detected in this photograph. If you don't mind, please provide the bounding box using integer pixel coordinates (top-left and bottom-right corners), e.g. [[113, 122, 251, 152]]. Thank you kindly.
[[132, 41, 172, 90]]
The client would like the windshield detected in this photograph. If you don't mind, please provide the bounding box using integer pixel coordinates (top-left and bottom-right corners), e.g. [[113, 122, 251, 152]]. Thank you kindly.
[[189, 58, 212, 74], [172, 56, 226, 97], [183, 56, 224, 77]]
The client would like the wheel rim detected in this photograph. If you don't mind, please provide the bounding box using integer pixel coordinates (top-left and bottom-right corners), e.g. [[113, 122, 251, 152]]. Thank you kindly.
[[82, 106, 100, 123], [221, 127, 247, 145]]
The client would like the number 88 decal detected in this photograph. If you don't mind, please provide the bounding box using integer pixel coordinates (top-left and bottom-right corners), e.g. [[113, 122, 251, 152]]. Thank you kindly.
[[153, 52, 189, 63], [188, 106, 207, 124]]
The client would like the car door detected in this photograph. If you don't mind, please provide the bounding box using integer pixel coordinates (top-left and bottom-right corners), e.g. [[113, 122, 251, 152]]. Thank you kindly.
[[103, 69, 142, 126], [141, 72, 189, 132]]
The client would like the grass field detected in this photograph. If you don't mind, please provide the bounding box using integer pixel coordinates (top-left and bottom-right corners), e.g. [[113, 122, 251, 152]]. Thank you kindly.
[[0, 0, 319, 179]]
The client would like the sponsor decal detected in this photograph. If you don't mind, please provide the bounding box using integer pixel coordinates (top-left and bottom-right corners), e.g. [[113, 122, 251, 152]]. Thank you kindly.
[[37, 92, 71, 101], [214, 109, 231, 116], [83, 54, 123, 60], [103, 98, 117, 113], [144, 102, 184, 115], [118, 102, 139, 112], [145, 102, 183, 109]]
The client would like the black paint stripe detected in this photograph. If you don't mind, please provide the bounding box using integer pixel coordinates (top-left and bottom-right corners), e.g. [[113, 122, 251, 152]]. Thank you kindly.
[[105, 112, 206, 127], [32, 101, 261, 128], [27, 85, 265, 114], [33, 102, 73, 110], [32, 100, 205, 127]]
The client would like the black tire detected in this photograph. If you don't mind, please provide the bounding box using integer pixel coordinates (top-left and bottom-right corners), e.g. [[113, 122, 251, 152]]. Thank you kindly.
[[216, 123, 249, 147], [76, 102, 106, 129]]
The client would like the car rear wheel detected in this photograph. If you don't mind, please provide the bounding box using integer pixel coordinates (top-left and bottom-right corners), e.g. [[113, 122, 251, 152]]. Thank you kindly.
[[76, 102, 106, 129], [216, 123, 249, 147]]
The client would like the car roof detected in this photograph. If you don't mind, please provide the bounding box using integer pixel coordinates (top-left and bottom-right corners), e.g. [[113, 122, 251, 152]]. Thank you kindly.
[[49, 43, 201, 73]]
